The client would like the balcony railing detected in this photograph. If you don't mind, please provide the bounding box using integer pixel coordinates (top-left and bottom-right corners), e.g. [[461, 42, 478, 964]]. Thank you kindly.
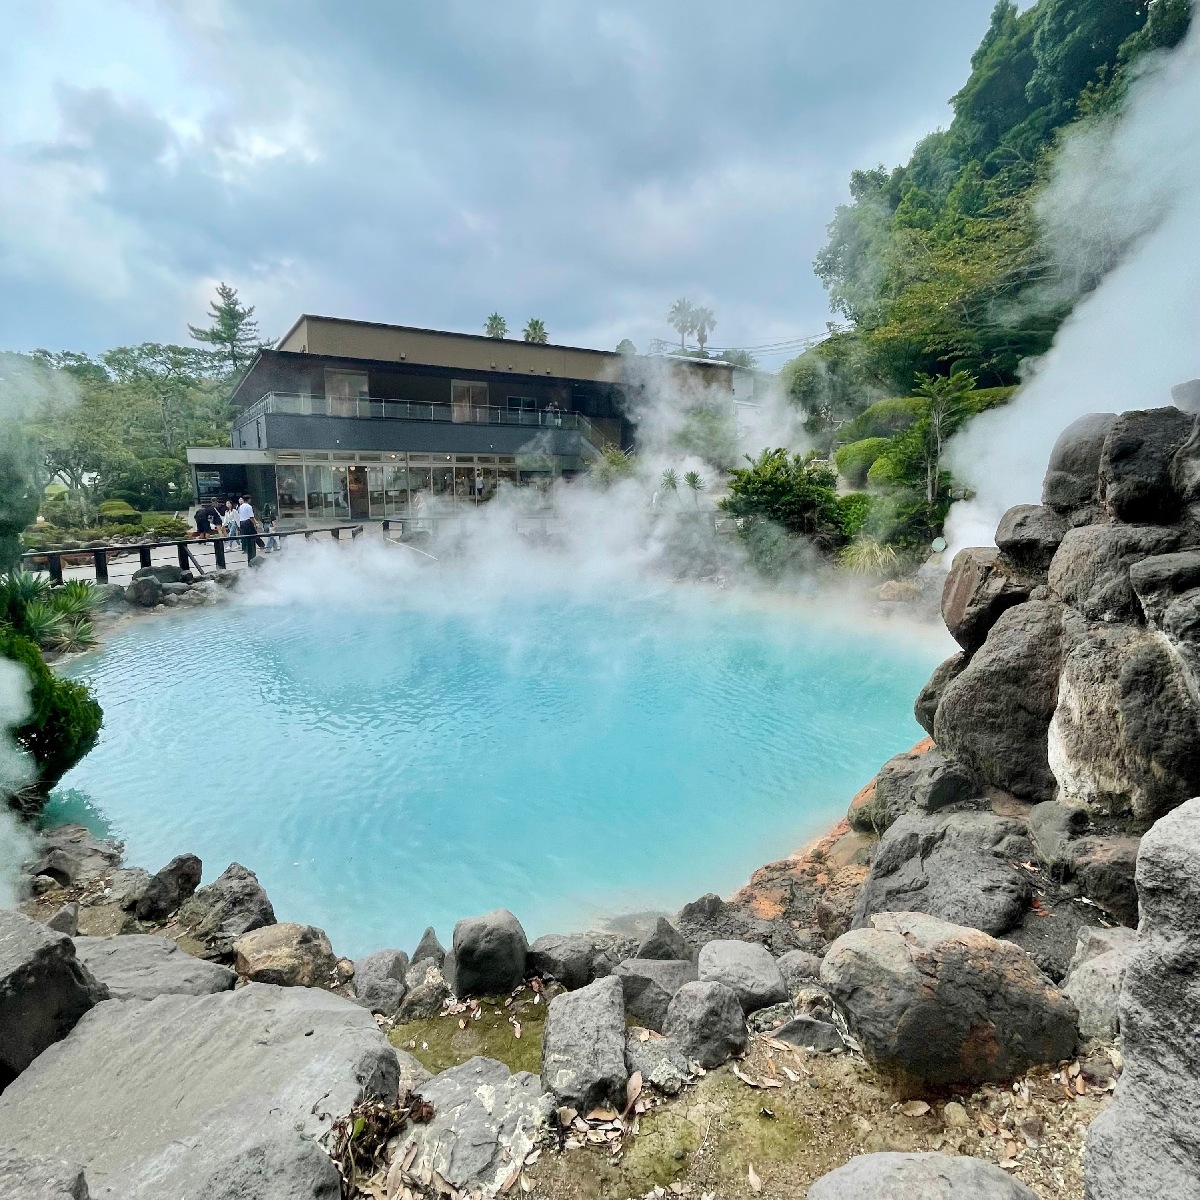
[[235, 391, 607, 452]]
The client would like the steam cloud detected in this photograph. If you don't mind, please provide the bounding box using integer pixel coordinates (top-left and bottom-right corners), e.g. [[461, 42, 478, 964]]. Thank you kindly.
[[945, 21, 1200, 552]]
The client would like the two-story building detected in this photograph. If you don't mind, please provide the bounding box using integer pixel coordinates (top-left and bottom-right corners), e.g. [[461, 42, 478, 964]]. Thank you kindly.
[[186, 314, 751, 525]]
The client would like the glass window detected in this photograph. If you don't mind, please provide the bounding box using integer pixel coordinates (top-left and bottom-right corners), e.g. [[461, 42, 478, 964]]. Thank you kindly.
[[325, 370, 368, 417], [451, 380, 488, 422], [358, 452, 382, 462], [276, 465, 307, 521], [497, 466, 519, 488], [432, 464, 454, 504], [408, 466, 432, 523], [367, 466, 385, 517], [305, 465, 350, 522], [384, 466, 408, 515]]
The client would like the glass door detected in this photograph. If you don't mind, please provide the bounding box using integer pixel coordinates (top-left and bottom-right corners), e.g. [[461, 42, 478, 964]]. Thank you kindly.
[[347, 466, 370, 519]]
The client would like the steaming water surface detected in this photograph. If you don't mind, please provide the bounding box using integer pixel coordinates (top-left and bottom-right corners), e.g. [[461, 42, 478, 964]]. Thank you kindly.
[[51, 591, 941, 956]]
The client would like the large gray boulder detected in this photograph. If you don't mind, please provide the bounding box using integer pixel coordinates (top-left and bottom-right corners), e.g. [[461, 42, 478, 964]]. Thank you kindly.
[[1049, 620, 1200, 823], [1085, 798, 1200, 1200], [233, 923, 338, 989], [776, 949, 822, 994], [134, 853, 202, 922], [1062, 926, 1137, 1040], [124, 576, 163, 607], [913, 652, 966, 737], [773, 1015, 844, 1053], [397, 1057, 552, 1197], [1129, 550, 1200, 628], [527, 931, 631, 989], [0, 984, 400, 1199], [636, 917, 690, 961], [995, 504, 1069, 574], [1026, 800, 1091, 877], [411, 925, 445, 968], [1042, 411, 1117, 514], [1048, 524, 1183, 623], [807, 1151, 1040, 1198], [107, 867, 152, 913], [396, 958, 452, 1022], [176, 862, 276, 956], [1063, 836, 1141, 927], [24, 825, 122, 888], [73, 935, 235, 1000], [541, 976, 627, 1111], [940, 547, 1031, 653], [935, 599, 1063, 800], [0, 1147, 89, 1200], [823, 913, 1078, 1093], [851, 746, 976, 835], [696, 939, 787, 1013], [662, 981, 747, 1068], [0, 911, 108, 1088], [353, 948, 408, 1016], [612, 957, 699, 1032], [1098, 407, 1194, 524], [444, 909, 528, 997], [852, 811, 1034, 937]]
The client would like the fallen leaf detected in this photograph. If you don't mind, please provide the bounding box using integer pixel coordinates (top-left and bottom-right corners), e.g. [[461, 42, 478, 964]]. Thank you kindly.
[[556, 1107, 578, 1127], [564, 1138, 584, 1151], [781, 1065, 800, 1083], [587, 1108, 618, 1122], [500, 1165, 522, 1193], [458, 1018, 467, 1030], [899, 1100, 931, 1117], [748, 1164, 762, 1193], [512, 1021, 522, 1039], [625, 1071, 643, 1115], [1075, 1074, 1087, 1095], [518, 1173, 533, 1193], [638, 1029, 651, 1043], [1068, 1062, 1081, 1078]]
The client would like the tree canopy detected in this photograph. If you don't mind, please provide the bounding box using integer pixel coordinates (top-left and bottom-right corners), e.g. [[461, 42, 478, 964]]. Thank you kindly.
[[187, 282, 263, 373]]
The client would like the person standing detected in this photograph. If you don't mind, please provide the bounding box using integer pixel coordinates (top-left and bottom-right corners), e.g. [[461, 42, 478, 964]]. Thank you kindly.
[[223, 500, 239, 544], [237, 496, 264, 554]]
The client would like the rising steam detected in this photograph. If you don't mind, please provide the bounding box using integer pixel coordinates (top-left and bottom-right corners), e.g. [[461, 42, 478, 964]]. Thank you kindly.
[[945, 21, 1200, 551]]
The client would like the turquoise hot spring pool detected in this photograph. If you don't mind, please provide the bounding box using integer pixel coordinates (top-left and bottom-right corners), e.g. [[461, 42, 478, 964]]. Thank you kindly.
[[50, 584, 944, 958]]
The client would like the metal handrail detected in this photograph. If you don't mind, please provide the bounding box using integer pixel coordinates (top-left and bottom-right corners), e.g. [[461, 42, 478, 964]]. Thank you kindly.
[[234, 391, 607, 451]]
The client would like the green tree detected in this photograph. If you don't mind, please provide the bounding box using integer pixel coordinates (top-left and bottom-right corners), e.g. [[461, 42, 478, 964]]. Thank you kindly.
[[683, 470, 706, 508], [0, 435, 43, 570], [718, 348, 757, 369], [616, 338, 637, 355], [667, 298, 696, 351], [188, 282, 262, 372], [721, 448, 846, 549], [522, 318, 548, 344], [485, 313, 508, 338], [692, 307, 716, 356], [912, 369, 976, 503]]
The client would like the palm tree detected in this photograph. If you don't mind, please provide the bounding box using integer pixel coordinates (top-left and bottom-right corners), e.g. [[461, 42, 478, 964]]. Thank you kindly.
[[692, 307, 716, 356], [523, 318, 548, 344], [484, 313, 508, 339], [667, 298, 696, 351], [684, 470, 706, 509], [660, 468, 679, 493]]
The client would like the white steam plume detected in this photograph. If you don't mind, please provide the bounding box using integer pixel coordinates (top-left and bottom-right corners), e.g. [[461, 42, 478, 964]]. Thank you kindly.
[[0, 659, 35, 908], [945, 22, 1200, 552]]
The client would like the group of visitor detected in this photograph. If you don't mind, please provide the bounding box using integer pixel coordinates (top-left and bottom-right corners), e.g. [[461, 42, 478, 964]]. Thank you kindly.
[[192, 497, 278, 553]]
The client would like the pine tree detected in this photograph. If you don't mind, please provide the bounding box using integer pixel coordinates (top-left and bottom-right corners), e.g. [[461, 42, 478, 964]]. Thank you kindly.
[[188, 283, 262, 373]]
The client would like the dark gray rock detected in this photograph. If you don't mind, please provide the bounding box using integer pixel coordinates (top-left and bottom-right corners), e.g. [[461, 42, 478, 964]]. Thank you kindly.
[[124, 576, 163, 607], [396, 958, 451, 1021], [1129, 550, 1200, 627], [1064, 836, 1141, 926], [107, 867, 151, 912], [1085, 797, 1200, 1200], [0, 983, 398, 1200], [636, 917, 690, 961], [773, 1015, 844, 1053], [398, 1057, 552, 1197], [541, 976, 627, 1112], [135, 853, 202, 922], [411, 925, 445, 968], [913, 652, 966, 737], [995, 504, 1070, 574], [47, 903, 80, 936], [663, 981, 747, 1069], [822, 912, 1078, 1093], [1003, 887, 1106, 984], [624, 1030, 690, 1095], [73, 935, 235, 1000], [177, 862, 276, 957], [526, 931, 631, 990], [0, 1147, 89, 1199], [0, 911, 108, 1088], [1049, 620, 1200, 823], [807, 1151, 1040, 1199], [133, 563, 184, 585], [1025, 801, 1090, 877], [776, 949, 822, 994], [674, 892, 799, 955], [935, 599, 1063, 800], [1048, 524, 1183, 623], [852, 811, 1034, 937], [1099, 407, 1194, 523], [697, 939, 787, 1013], [612, 958, 698, 1032], [1062, 926, 1137, 1040], [941, 547, 1032, 653], [853, 746, 977, 835], [352, 949, 408, 1016], [25, 825, 122, 888], [444, 909, 527, 997], [1042, 412, 1117, 513]]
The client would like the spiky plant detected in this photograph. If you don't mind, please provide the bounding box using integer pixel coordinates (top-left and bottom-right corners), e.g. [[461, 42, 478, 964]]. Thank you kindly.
[[21, 600, 67, 649], [684, 470, 706, 509], [54, 617, 97, 653], [838, 536, 900, 576], [660, 468, 679, 492], [0, 570, 50, 610], [51, 580, 101, 618]]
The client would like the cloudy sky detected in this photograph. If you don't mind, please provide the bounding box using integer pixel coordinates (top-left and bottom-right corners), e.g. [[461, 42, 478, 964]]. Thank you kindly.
[[2, 1, 1006, 364]]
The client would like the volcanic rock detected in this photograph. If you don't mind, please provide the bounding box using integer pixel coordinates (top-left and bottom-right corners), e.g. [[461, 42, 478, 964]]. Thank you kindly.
[[0, 910, 108, 1088], [663, 980, 748, 1069], [808, 1151, 1040, 1199], [776, 949, 822, 994], [1085, 797, 1200, 1200], [941, 547, 1032, 652], [411, 925, 445, 968], [25, 824, 122, 888], [851, 745, 976, 834], [935, 599, 1063, 799], [46, 903, 79, 936], [612, 957, 698, 1032], [134, 853, 202, 922], [352, 948, 408, 1016], [624, 1030, 690, 1095], [527, 931, 631, 989], [0, 984, 399, 1199], [995, 504, 1070, 574], [107, 867, 152, 912], [124, 576, 163, 607], [852, 811, 1034, 937], [822, 912, 1078, 1093], [1064, 836, 1141, 926], [0, 1147, 89, 1200], [73, 935, 236, 1000], [233, 922, 338, 988], [636, 916, 691, 961], [696, 939, 787, 1013], [444, 909, 528, 997], [913, 652, 966, 737], [177, 862, 276, 956], [1062, 926, 1137, 1040], [772, 1014, 844, 1053], [1129, 549, 1200, 627], [396, 958, 451, 1021], [1041, 411, 1116, 514], [541, 975, 628, 1111], [1098, 407, 1194, 523], [1025, 800, 1090, 876]]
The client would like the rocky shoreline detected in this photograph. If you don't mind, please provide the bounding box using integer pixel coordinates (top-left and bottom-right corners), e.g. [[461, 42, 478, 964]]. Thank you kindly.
[[4, 406, 1200, 1199]]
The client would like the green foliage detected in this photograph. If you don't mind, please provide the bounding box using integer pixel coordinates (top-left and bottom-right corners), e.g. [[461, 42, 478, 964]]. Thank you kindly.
[[674, 404, 740, 470], [0, 432, 44, 571], [187, 282, 263, 373], [20, 601, 67, 649], [0, 627, 102, 797], [836, 396, 926, 443], [717, 349, 757, 369], [835, 492, 874, 541], [484, 313, 508, 339], [838, 535, 900, 576], [96, 499, 140, 524], [616, 338, 638, 355], [591, 445, 637, 488], [53, 580, 102, 618], [143, 516, 190, 539], [522, 318, 548, 344], [106, 457, 192, 511], [721, 449, 847, 549], [667, 298, 697, 351], [834, 437, 891, 487], [660, 468, 679, 493], [781, 329, 882, 444]]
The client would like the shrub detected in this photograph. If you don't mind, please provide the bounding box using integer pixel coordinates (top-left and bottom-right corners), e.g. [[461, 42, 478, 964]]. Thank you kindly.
[[97, 499, 141, 525], [839, 535, 900, 576], [144, 516, 190, 539], [0, 628, 103, 798], [834, 437, 891, 487], [836, 492, 874, 540], [837, 395, 925, 443], [722, 448, 847, 549]]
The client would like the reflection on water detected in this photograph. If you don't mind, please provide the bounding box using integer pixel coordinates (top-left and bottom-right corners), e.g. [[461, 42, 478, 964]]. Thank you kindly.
[[56, 594, 940, 957]]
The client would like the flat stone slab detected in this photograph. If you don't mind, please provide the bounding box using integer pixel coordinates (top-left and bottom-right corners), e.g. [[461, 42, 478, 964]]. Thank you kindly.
[[0, 1146, 89, 1199], [0, 983, 400, 1200], [808, 1151, 1039, 1198], [73, 935, 236, 1000]]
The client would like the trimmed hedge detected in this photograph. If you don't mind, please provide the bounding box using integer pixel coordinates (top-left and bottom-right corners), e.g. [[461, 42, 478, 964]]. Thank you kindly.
[[838, 395, 925, 443], [834, 437, 891, 487]]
